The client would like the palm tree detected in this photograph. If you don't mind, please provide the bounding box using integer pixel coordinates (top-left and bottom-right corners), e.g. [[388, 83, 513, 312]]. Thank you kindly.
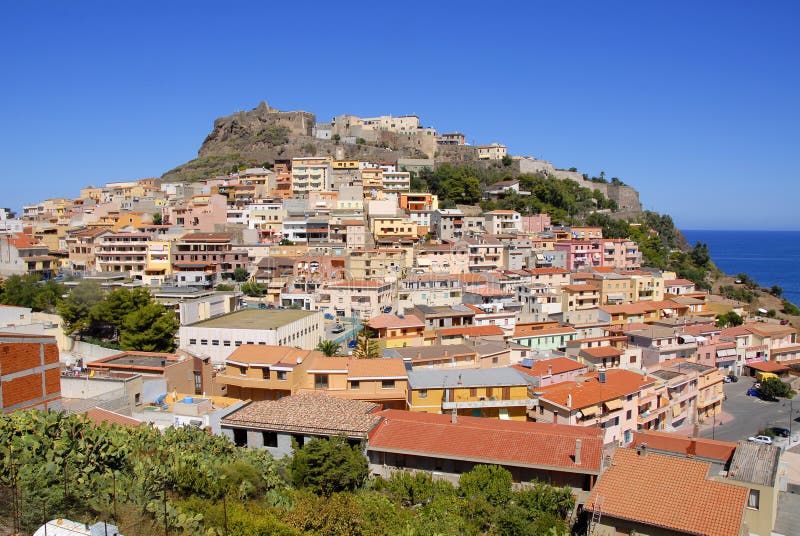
[[316, 340, 342, 357]]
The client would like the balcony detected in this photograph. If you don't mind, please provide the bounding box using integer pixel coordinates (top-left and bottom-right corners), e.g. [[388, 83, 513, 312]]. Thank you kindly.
[[442, 399, 532, 410]]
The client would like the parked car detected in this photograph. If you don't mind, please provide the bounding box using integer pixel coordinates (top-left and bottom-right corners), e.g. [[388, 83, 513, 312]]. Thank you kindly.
[[781, 319, 789, 325], [331, 324, 345, 334], [724, 375, 731, 383], [748, 435, 773, 445], [746, 388, 759, 397], [770, 427, 790, 438], [727, 374, 738, 383]]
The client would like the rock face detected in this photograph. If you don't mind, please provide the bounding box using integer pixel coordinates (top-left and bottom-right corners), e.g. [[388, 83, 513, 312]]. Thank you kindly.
[[162, 101, 419, 181]]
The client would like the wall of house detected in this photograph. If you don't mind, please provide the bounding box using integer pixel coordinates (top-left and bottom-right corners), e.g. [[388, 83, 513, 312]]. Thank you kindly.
[[0, 335, 61, 412]]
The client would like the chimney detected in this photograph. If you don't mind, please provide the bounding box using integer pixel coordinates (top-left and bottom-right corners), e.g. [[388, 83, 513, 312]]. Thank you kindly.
[[548, 365, 553, 376], [599, 368, 607, 384], [638, 443, 647, 457], [567, 394, 572, 408], [575, 439, 582, 465]]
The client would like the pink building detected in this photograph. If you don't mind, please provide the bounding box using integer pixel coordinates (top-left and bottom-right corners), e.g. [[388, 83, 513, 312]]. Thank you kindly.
[[166, 194, 228, 233], [520, 214, 552, 234], [602, 239, 641, 270], [554, 239, 603, 270]]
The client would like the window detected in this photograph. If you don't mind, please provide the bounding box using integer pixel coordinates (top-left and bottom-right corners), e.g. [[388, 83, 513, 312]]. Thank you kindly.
[[315, 374, 329, 389], [350, 380, 360, 390], [239, 366, 247, 376], [200, 339, 208, 346], [235, 341, 242, 347], [189, 338, 197, 345], [382, 380, 396, 390], [277, 371, 287, 381], [223, 340, 231, 347], [502, 387, 511, 399], [626, 410, 632, 420], [470, 387, 478, 397], [232, 428, 247, 447], [262, 431, 278, 448], [419, 389, 427, 399], [492, 357, 499, 364], [134, 393, 141, 405], [748, 489, 760, 510], [194, 372, 202, 395], [262, 368, 270, 380], [486, 387, 494, 398], [212, 340, 219, 346]]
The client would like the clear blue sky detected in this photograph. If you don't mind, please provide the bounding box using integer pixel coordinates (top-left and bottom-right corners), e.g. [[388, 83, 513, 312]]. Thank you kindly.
[[1, 1, 798, 229]]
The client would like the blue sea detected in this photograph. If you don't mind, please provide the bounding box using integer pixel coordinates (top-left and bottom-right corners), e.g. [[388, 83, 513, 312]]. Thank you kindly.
[[681, 230, 800, 306]]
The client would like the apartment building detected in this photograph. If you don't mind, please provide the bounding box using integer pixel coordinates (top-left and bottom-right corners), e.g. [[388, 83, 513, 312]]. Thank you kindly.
[[476, 143, 507, 160], [346, 248, 407, 280], [171, 232, 249, 285], [406, 367, 533, 420], [321, 279, 394, 321], [414, 243, 469, 273], [95, 232, 149, 275], [291, 157, 333, 198], [534, 368, 654, 446], [398, 274, 462, 310], [484, 210, 521, 235], [431, 209, 465, 240], [602, 238, 641, 270], [554, 239, 603, 270]]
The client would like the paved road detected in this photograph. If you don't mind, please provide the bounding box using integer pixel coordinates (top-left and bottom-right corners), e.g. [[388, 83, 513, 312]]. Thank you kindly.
[[698, 377, 800, 443]]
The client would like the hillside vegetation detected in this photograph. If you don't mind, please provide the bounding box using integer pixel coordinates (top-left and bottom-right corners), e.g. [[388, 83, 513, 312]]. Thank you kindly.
[[0, 411, 574, 535]]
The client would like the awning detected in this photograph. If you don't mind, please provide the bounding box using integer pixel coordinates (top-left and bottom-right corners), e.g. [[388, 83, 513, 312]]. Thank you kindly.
[[607, 293, 626, 301], [716, 348, 737, 358], [695, 335, 708, 343], [579, 405, 598, 418], [604, 399, 623, 411]]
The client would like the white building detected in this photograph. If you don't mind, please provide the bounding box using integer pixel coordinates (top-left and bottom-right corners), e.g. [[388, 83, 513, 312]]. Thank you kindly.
[[179, 309, 324, 363]]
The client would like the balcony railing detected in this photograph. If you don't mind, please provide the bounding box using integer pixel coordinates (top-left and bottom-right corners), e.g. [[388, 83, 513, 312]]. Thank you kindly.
[[442, 399, 532, 410]]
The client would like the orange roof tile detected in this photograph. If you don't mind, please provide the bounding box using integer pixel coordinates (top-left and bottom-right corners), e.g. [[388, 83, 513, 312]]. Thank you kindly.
[[226, 345, 316, 366], [631, 430, 736, 463], [368, 313, 425, 330], [436, 325, 505, 337], [580, 346, 624, 358], [347, 358, 407, 379], [369, 409, 603, 473], [746, 360, 789, 373], [538, 369, 653, 409], [84, 408, 143, 428], [586, 449, 746, 536], [512, 357, 587, 378]]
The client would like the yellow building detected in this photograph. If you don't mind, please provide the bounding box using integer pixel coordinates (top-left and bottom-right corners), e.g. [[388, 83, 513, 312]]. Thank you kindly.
[[367, 313, 427, 348], [361, 168, 383, 191], [370, 217, 418, 241], [407, 368, 531, 420], [216, 345, 317, 401]]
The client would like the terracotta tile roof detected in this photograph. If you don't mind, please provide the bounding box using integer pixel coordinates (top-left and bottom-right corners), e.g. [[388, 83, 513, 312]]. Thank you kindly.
[[347, 358, 407, 380], [586, 449, 746, 536], [226, 345, 316, 367], [631, 430, 736, 463], [720, 325, 751, 337], [221, 392, 381, 438], [601, 299, 688, 315], [180, 232, 234, 241], [367, 313, 425, 330], [526, 267, 570, 275], [7, 233, 41, 249], [436, 324, 505, 337], [746, 322, 797, 337], [368, 409, 602, 473], [84, 408, 143, 428], [664, 278, 696, 287], [512, 357, 587, 377], [562, 284, 599, 292], [513, 326, 576, 338], [538, 369, 653, 409], [745, 360, 789, 373], [580, 346, 624, 358], [453, 273, 487, 283]]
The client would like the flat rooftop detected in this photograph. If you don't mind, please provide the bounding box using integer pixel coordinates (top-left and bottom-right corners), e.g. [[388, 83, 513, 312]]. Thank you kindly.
[[189, 308, 317, 329]]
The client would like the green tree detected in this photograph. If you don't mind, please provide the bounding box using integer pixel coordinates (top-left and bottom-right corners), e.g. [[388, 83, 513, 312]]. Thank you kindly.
[[771, 285, 783, 297], [241, 282, 266, 297], [290, 436, 368, 496], [782, 300, 800, 316], [216, 283, 235, 291], [716, 311, 744, 328], [119, 303, 179, 352], [759, 377, 791, 400], [458, 464, 513, 507], [332, 134, 341, 143], [58, 280, 104, 335], [316, 340, 342, 357], [352, 329, 379, 359], [152, 212, 162, 225], [689, 242, 711, 267], [233, 267, 249, 282], [501, 154, 514, 166]]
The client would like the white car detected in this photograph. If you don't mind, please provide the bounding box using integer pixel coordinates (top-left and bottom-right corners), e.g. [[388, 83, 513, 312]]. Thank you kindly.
[[748, 435, 773, 445]]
